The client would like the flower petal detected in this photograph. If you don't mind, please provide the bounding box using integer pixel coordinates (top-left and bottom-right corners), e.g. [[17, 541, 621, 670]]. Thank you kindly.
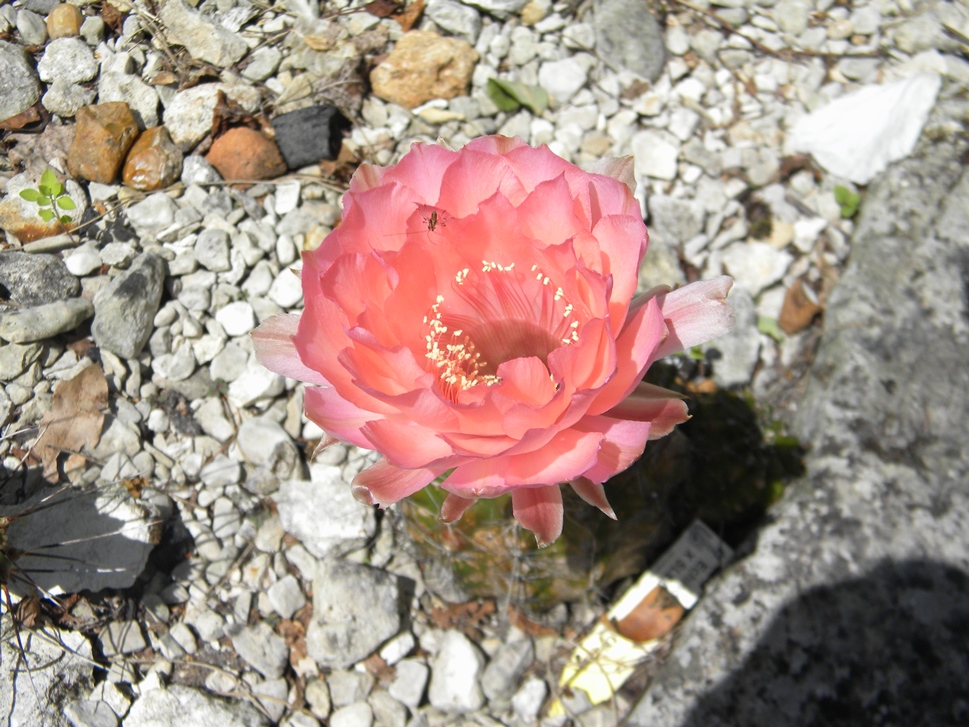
[[303, 386, 376, 449], [570, 477, 616, 519], [652, 276, 735, 360], [440, 493, 476, 522], [251, 314, 329, 386], [445, 427, 603, 492], [586, 296, 666, 416], [512, 485, 564, 547], [361, 418, 456, 469], [605, 382, 690, 440], [573, 415, 652, 484], [590, 156, 636, 195], [351, 459, 445, 507]]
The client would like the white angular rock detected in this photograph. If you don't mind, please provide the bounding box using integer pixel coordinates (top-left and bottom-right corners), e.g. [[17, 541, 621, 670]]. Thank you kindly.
[[306, 560, 400, 669], [720, 241, 793, 297], [124, 685, 264, 727], [387, 658, 429, 708], [274, 464, 376, 558], [231, 622, 289, 679], [428, 630, 486, 713]]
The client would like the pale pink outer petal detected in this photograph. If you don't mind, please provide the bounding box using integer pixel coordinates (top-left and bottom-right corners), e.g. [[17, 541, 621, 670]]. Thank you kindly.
[[512, 485, 564, 547], [586, 296, 666, 416], [573, 415, 652, 484], [351, 459, 447, 507], [303, 386, 376, 450], [444, 428, 603, 493], [251, 314, 329, 386], [570, 477, 616, 519], [652, 276, 735, 360], [604, 382, 690, 441], [589, 214, 648, 328], [590, 156, 636, 195], [361, 419, 456, 469], [440, 493, 476, 523]]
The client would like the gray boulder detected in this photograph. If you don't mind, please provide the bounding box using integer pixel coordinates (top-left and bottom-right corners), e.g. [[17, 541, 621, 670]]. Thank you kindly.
[[629, 101, 969, 726]]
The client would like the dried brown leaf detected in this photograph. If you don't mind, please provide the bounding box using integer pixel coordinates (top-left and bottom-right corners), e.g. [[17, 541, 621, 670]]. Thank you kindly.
[[34, 364, 108, 480]]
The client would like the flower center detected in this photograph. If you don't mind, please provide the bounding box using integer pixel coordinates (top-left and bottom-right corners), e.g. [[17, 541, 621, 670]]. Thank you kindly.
[[422, 260, 581, 402]]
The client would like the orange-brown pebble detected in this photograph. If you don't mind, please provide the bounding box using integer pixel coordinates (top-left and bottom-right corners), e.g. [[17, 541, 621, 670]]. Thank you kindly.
[[47, 3, 83, 39], [67, 102, 139, 184], [205, 127, 287, 182], [122, 126, 184, 191]]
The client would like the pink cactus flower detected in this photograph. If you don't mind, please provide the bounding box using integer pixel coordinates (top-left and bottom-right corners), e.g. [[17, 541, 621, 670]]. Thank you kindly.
[[252, 136, 733, 546]]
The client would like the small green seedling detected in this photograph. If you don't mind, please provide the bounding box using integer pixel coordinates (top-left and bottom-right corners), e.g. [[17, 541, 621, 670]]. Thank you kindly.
[[18, 169, 76, 226], [833, 185, 861, 219]]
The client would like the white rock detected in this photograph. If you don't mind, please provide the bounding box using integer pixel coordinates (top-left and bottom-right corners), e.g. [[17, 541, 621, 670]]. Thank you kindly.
[[64, 245, 101, 278], [632, 130, 680, 181], [388, 659, 429, 708], [330, 702, 373, 727], [793, 217, 828, 253], [379, 631, 416, 665], [215, 301, 256, 337], [720, 241, 794, 297], [538, 57, 589, 104], [788, 73, 941, 185], [709, 286, 760, 389], [512, 676, 548, 722], [269, 267, 304, 308], [124, 685, 263, 727], [268, 574, 307, 618], [428, 630, 486, 713], [231, 622, 289, 679], [274, 464, 376, 558], [228, 360, 285, 406], [306, 560, 401, 669]]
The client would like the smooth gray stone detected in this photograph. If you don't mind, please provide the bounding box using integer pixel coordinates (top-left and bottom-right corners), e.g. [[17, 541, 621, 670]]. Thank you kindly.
[[92, 252, 166, 359], [124, 685, 266, 727], [629, 102, 969, 727], [593, 0, 665, 82], [0, 297, 93, 343], [0, 251, 80, 306], [0, 41, 39, 124], [306, 560, 400, 669]]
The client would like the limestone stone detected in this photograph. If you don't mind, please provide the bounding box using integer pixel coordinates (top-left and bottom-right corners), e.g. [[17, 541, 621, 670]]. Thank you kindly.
[[370, 30, 478, 109], [629, 104, 969, 727]]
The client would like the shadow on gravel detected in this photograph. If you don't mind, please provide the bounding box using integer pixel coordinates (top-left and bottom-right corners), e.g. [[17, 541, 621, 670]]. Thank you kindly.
[[680, 559, 969, 727]]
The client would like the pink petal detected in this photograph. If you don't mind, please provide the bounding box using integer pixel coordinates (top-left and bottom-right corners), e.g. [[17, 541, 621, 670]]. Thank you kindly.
[[605, 382, 690, 440], [516, 175, 586, 247], [380, 142, 459, 202], [436, 150, 526, 217], [348, 162, 385, 193], [251, 314, 329, 386], [351, 459, 445, 507], [440, 493, 476, 522], [590, 156, 636, 195], [652, 276, 735, 360], [303, 386, 376, 449], [512, 485, 564, 547], [590, 214, 648, 328], [494, 356, 557, 408], [361, 418, 455, 469], [570, 477, 616, 519], [445, 428, 603, 492], [573, 415, 652, 484], [586, 296, 666, 416]]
